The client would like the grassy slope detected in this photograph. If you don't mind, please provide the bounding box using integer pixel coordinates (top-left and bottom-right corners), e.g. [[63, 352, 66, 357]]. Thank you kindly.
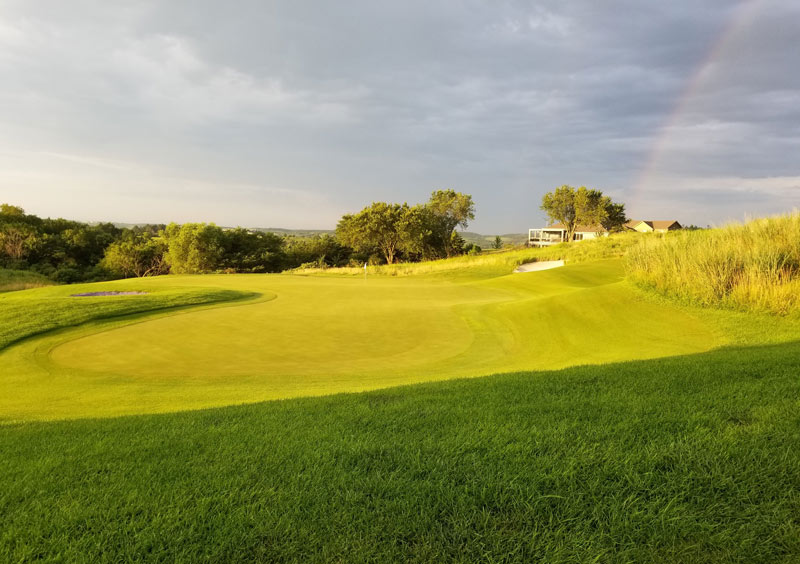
[[2, 258, 722, 421], [627, 213, 800, 314], [0, 268, 53, 293], [0, 279, 257, 352]]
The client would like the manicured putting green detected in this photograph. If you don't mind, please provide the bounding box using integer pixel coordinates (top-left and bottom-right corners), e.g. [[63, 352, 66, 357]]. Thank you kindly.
[[2, 259, 720, 421]]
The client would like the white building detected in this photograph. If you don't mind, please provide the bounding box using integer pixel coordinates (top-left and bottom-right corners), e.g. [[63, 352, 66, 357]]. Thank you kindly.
[[528, 223, 607, 247]]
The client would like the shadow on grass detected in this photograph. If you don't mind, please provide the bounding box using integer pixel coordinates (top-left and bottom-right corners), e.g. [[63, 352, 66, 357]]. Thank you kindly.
[[2, 340, 799, 562], [0, 289, 266, 354]]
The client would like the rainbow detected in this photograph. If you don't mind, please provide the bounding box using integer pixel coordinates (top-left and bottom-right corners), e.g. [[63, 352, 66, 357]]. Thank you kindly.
[[630, 0, 764, 214]]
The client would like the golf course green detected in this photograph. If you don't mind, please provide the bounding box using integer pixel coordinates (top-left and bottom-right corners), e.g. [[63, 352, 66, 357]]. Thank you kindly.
[[3, 258, 721, 422]]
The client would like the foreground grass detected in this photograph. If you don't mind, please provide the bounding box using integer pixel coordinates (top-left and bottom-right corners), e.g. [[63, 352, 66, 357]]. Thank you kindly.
[[626, 213, 800, 315], [0, 281, 253, 351], [2, 340, 799, 563], [0, 268, 53, 293]]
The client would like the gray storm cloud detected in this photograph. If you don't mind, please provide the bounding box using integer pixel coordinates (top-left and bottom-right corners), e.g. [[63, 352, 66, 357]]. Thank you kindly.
[[0, 0, 797, 231]]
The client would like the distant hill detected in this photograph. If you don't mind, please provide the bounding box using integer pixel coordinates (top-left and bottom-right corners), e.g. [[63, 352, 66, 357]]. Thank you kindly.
[[249, 227, 335, 238], [459, 231, 529, 248]]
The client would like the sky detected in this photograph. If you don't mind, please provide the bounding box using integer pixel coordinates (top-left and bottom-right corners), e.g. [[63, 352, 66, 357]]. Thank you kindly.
[[0, 0, 798, 233]]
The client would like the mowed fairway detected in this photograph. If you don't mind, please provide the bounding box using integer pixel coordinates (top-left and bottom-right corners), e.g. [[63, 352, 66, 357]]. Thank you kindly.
[[3, 259, 721, 421]]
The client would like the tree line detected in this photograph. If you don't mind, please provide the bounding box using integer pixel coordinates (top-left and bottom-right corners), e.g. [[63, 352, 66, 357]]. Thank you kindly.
[[0, 190, 478, 282]]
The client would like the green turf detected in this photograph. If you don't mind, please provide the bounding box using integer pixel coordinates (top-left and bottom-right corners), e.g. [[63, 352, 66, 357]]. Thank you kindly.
[[0, 280, 257, 352], [2, 259, 723, 421], [2, 251, 800, 561], [2, 341, 799, 562]]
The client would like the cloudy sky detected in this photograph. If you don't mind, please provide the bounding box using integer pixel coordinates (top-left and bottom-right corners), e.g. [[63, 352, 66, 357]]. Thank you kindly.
[[0, 0, 798, 232]]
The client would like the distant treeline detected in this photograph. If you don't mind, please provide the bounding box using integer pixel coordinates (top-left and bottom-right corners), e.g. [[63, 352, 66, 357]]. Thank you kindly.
[[0, 191, 480, 281]]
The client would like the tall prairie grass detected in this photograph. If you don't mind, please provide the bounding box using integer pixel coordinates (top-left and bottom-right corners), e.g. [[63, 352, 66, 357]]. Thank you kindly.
[[0, 269, 53, 293], [626, 213, 800, 315]]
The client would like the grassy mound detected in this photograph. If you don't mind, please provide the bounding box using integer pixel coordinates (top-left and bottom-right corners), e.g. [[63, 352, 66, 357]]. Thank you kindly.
[[626, 213, 800, 315], [0, 281, 255, 352], [0, 268, 53, 293], [2, 340, 799, 562]]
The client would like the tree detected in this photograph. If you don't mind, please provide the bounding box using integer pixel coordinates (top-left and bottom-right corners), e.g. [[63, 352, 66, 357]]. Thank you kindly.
[[492, 236, 503, 250], [102, 236, 168, 278], [220, 228, 284, 273], [0, 224, 36, 261], [284, 234, 352, 269], [0, 204, 25, 217], [162, 223, 226, 274], [540, 185, 611, 243], [601, 202, 628, 233], [425, 190, 475, 258], [336, 202, 417, 264]]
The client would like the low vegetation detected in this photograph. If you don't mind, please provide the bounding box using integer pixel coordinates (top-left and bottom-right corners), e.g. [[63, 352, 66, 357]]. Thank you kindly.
[[626, 213, 800, 315], [0, 268, 53, 293]]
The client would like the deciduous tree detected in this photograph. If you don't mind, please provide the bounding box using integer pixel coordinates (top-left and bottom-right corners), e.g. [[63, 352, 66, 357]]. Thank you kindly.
[[602, 202, 628, 233], [336, 202, 417, 264], [102, 237, 168, 277], [540, 185, 613, 243], [162, 223, 226, 274], [426, 190, 475, 258]]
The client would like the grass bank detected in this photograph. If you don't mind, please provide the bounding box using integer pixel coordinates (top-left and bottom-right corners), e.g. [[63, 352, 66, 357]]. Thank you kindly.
[[626, 213, 800, 315], [0, 268, 53, 293], [0, 281, 253, 352]]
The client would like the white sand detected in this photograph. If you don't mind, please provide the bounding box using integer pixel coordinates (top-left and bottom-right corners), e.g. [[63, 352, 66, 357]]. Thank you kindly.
[[513, 260, 565, 273]]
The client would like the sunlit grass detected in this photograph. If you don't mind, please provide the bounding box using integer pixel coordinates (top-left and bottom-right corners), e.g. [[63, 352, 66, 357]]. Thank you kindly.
[[2, 226, 800, 561], [0, 280, 253, 352], [626, 213, 800, 315]]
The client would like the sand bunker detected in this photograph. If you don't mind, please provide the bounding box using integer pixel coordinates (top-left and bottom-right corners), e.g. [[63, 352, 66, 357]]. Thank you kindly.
[[71, 291, 149, 297], [513, 260, 565, 273]]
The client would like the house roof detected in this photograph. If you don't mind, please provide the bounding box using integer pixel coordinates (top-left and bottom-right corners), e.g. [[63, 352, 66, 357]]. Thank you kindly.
[[626, 220, 681, 230], [651, 220, 681, 230], [547, 223, 605, 232]]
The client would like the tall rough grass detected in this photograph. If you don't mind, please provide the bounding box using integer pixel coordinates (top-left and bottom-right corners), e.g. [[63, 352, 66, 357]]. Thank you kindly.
[[0, 269, 53, 293], [626, 213, 800, 315]]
